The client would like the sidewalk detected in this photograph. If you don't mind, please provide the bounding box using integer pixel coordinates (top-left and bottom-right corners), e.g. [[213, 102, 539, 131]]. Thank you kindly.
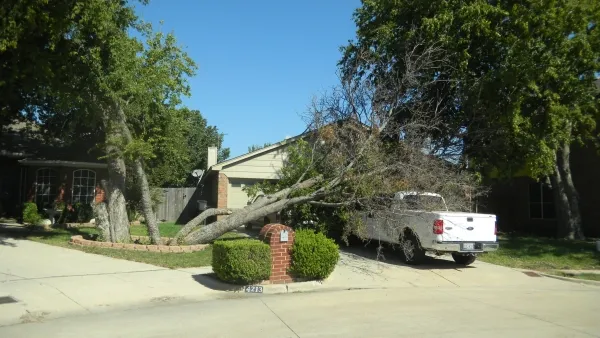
[[0, 236, 221, 326]]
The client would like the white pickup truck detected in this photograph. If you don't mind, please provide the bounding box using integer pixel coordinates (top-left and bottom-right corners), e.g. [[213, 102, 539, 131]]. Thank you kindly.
[[363, 191, 499, 265]]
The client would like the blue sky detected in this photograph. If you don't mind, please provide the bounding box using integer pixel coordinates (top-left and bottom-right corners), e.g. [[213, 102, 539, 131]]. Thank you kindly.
[[135, 0, 361, 157]]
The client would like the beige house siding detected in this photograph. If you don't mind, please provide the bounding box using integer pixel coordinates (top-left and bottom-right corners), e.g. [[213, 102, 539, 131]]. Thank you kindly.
[[227, 178, 262, 209], [220, 148, 287, 180]]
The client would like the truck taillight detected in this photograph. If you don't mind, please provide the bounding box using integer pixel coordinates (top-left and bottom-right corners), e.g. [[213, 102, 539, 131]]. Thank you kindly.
[[433, 219, 444, 234]]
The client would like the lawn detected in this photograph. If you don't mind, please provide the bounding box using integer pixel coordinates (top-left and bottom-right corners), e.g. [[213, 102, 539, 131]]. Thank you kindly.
[[3, 223, 248, 269], [479, 235, 600, 274]]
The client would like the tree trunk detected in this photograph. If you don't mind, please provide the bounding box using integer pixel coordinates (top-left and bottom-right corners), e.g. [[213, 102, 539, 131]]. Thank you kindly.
[[104, 147, 132, 243], [551, 142, 584, 240], [103, 111, 131, 243], [93, 199, 111, 242], [184, 194, 317, 244], [131, 159, 161, 244], [114, 104, 161, 244]]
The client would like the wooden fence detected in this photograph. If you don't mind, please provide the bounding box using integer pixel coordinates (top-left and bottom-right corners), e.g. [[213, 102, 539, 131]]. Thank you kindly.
[[154, 187, 199, 223]]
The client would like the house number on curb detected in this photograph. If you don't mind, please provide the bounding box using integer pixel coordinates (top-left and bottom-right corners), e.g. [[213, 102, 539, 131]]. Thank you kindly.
[[244, 286, 263, 293], [280, 230, 288, 242]]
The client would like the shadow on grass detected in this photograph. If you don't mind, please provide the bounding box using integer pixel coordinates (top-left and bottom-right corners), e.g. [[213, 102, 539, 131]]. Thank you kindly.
[[339, 240, 474, 270], [191, 273, 245, 292], [0, 224, 97, 242]]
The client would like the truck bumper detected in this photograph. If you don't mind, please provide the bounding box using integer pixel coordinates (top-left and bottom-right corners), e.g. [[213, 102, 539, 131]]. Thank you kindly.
[[430, 242, 499, 253]]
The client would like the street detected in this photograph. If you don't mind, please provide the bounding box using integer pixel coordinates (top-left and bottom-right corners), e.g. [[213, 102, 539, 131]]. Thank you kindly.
[[1, 284, 599, 338]]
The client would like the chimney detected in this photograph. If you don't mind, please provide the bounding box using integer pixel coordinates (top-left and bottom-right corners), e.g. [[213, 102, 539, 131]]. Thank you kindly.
[[207, 146, 218, 170]]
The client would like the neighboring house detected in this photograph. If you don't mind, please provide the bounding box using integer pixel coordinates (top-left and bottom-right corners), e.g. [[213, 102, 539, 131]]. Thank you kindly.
[[0, 122, 107, 218], [196, 136, 300, 223], [481, 143, 600, 238]]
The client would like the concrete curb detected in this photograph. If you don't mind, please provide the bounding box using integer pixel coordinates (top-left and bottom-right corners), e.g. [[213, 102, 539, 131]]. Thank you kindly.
[[538, 272, 600, 287]]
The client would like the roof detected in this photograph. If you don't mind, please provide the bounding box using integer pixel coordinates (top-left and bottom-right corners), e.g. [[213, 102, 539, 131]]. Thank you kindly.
[[1, 121, 104, 164], [210, 133, 304, 171], [18, 159, 108, 169]]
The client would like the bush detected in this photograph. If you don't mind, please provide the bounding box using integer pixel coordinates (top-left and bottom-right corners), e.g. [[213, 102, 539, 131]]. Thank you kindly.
[[22, 202, 41, 224], [212, 239, 271, 285], [64, 203, 94, 223], [290, 229, 340, 280]]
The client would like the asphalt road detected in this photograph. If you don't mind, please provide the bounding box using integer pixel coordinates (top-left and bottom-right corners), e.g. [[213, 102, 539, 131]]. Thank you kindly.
[[1, 284, 599, 338]]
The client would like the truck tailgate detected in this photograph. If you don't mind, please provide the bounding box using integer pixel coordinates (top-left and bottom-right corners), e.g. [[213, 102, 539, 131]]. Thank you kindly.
[[439, 212, 496, 242]]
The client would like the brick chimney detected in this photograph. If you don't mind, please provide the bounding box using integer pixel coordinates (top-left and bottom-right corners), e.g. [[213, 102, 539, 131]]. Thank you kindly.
[[207, 146, 218, 170]]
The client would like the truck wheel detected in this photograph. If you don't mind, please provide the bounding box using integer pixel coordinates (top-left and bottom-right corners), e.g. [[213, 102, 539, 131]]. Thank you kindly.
[[452, 253, 477, 266], [400, 233, 425, 265]]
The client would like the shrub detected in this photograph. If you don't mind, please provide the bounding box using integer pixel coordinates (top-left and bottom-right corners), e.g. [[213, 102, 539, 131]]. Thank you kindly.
[[64, 203, 94, 223], [212, 239, 271, 285], [22, 202, 41, 224], [75, 203, 94, 222], [290, 229, 340, 280]]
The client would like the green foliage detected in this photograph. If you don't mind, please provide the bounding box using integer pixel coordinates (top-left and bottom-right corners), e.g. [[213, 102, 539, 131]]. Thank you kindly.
[[64, 203, 94, 223], [342, 0, 600, 178], [22, 202, 41, 224], [290, 229, 339, 280], [212, 239, 272, 285]]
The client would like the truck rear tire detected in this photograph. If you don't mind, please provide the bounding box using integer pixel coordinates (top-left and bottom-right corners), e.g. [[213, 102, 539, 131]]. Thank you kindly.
[[452, 253, 477, 266], [400, 233, 426, 265]]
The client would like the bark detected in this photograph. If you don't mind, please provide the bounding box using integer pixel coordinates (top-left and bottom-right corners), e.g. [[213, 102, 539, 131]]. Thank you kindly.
[[184, 194, 318, 244], [93, 200, 111, 242], [169, 208, 232, 245], [174, 175, 325, 244], [551, 142, 584, 240], [104, 141, 132, 243], [115, 105, 161, 244], [131, 159, 161, 244]]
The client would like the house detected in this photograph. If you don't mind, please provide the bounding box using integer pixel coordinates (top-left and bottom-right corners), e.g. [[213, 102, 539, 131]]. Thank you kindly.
[[0, 122, 107, 219], [196, 136, 301, 223], [481, 143, 600, 238]]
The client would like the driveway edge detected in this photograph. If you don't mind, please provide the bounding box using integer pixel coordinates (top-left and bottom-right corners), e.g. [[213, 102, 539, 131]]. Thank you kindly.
[[537, 272, 600, 287]]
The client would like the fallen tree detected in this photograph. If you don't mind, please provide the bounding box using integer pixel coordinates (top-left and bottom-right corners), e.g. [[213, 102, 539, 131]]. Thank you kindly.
[[174, 42, 485, 245]]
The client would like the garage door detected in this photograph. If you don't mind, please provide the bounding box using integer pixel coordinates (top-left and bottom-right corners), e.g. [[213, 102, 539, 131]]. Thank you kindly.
[[227, 178, 261, 209]]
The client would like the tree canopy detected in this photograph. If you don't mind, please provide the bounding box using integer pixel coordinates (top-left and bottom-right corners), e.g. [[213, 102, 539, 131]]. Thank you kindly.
[[340, 0, 600, 238]]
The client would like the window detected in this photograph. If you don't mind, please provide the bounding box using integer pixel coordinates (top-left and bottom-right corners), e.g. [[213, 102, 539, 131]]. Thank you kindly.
[[529, 182, 555, 219], [35, 168, 58, 209], [72, 169, 96, 204]]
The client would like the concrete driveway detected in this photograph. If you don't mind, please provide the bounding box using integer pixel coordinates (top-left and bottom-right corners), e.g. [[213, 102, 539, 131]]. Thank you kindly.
[[0, 235, 220, 326], [326, 245, 594, 290], [1, 234, 597, 329]]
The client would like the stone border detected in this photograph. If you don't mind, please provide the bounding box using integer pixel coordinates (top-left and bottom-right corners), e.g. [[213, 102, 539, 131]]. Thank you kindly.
[[69, 235, 208, 253]]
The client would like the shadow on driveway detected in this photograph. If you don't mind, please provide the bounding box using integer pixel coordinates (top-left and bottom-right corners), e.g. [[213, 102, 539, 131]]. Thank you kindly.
[[339, 241, 475, 271], [191, 273, 245, 292]]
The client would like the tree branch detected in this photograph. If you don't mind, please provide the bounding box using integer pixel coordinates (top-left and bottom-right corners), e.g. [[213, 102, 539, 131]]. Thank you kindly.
[[170, 208, 232, 244]]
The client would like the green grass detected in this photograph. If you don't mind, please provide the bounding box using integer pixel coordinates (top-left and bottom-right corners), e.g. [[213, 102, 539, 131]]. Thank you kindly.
[[129, 223, 247, 240], [479, 235, 600, 272], [1, 223, 249, 269], [129, 222, 181, 237]]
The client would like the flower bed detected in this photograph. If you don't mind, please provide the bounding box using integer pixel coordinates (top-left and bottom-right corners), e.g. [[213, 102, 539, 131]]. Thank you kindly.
[[69, 235, 208, 253]]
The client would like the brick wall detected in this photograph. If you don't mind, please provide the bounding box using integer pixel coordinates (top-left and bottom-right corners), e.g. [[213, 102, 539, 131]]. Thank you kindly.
[[95, 184, 106, 203], [259, 224, 295, 284], [217, 172, 229, 220]]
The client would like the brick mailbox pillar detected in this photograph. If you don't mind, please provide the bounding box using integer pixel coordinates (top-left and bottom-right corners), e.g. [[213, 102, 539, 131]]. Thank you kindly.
[[259, 224, 295, 284]]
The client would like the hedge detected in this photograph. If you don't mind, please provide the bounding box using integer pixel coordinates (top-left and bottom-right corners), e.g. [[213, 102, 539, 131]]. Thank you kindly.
[[290, 229, 339, 280], [212, 239, 271, 285]]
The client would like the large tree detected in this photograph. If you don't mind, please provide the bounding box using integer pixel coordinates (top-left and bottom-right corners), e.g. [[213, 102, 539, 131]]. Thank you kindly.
[[143, 108, 229, 188], [340, 0, 600, 239], [172, 42, 482, 244], [1, 0, 200, 243]]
